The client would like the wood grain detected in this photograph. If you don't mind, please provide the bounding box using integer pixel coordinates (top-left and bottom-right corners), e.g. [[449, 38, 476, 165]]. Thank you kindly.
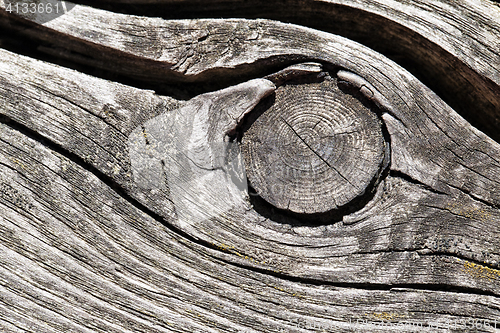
[[1, 0, 499, 140], [0, 0, 500, 332], [241, 72, 387, 215]]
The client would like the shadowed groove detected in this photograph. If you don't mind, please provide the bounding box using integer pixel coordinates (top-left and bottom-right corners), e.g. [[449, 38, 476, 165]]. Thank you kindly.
[[66, 0, 500, 143]]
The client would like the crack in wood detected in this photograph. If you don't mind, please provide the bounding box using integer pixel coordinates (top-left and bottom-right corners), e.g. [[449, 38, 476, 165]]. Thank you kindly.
[[280, 116, 358, 190], [1, 5, 500, 329], [389, 170, 447, 195]]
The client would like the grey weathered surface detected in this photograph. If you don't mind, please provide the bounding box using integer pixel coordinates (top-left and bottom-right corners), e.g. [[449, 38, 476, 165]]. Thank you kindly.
[[1, 0, 500, 332], [128, 78, 275, 234], [2, 0, 499, 140], [241, 72, 387, 214]]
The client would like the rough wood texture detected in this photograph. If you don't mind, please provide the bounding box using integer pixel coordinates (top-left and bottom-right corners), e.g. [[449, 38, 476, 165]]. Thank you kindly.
[[128, 78, 275, 232], [1, 0, 500, 332], [241, 70, 387, 215], [2, 0, 499, 139]]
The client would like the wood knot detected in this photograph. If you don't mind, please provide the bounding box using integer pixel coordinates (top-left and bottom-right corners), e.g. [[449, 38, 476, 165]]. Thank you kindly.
[[241, 73, 388, 218]]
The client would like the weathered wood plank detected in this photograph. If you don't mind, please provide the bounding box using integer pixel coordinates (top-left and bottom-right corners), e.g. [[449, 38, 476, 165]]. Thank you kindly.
[[0, 47, 182, 221], [1, 4, 500, 279], [1, 0, 499, 141], [3, 120, 500, 331], [1, 5, 499, 203], [1, 0, 500, 331], [1, 44, 500, 295]]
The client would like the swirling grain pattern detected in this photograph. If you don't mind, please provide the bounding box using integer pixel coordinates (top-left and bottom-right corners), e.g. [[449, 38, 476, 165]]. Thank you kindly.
[[0, 1, 499, 332]]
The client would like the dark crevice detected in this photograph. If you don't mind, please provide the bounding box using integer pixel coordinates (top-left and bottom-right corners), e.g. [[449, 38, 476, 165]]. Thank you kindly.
[[0, 117, 499, 300], [62, 0, 500, 144], [0, 18, 194, 95], [213, 250, 500, 298], [389, 170, 447, 195], [446, 182, 500, 210], [355, 246, 500, 270], [422, 248, 500, 270], [466, 191, 500, 210], [0, 115, 141, 202], [0, 17, 312, 100]]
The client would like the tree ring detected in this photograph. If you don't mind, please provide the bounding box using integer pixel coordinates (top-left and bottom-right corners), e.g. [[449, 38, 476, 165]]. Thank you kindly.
[[241, 74, 387, 217]]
